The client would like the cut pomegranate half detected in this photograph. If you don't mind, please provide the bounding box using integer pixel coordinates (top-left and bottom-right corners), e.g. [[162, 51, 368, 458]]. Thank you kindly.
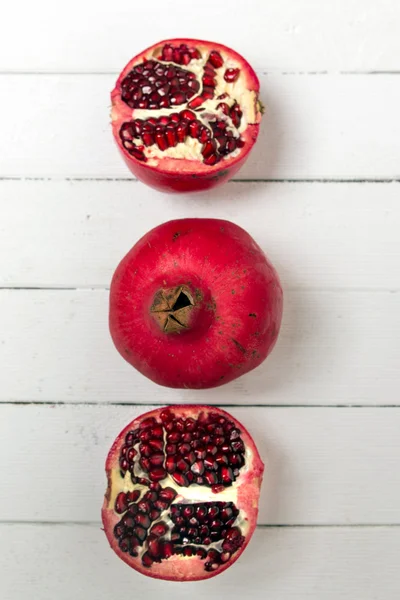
[[102, 406, 264, 581], [111, 39, 263, 192]]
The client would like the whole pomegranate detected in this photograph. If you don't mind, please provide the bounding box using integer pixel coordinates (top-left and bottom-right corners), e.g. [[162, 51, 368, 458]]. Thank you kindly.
[[109, 218, 283, 389], [102, 405, 264, 581], [111, 39, 263, 192]]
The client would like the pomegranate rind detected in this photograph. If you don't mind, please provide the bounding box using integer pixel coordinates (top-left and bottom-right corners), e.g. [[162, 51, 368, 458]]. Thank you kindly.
[[109, 218, 283, 389], [102, 405, 264, 581], [111, 38, 262, 192]]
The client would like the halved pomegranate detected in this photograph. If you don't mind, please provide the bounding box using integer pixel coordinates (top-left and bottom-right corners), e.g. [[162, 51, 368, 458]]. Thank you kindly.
[[110, 218, 283, 389], [102, 406, 264, 581], [111, 39, 263, 192]]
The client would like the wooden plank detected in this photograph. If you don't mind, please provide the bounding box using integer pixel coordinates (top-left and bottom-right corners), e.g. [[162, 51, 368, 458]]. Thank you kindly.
[[1, 405, 400, 524], [1, 0, 399, 72], [1, 180, 399, 290], [1, 524, 400, 599], [1, 75, 400, 179], [0, 289, 397, 405]]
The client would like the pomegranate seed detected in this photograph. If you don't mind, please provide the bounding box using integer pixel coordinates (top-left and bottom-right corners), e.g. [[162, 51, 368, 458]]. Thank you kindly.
[[189, 47, 201, 59], [166, 443, 177, 455], [189, 120, 201, 138], [125, 448, 136, 462], [161, 541, 174, 558], [150, 522, 168, 537], [165, 124, 178, 147], [160, 409, 173, 423], [151, 425, 163, 438], [224, 68, 240, 82], [174, 418, 186, 432], [237, 138, 245, 148], [115, 492, 128, 514], [188, 96, 205, 109], [185, 451, 196, 465], [127, 490, 140, 504], [181, 432, 192, 443], [140, 457, 150, 471], [161, 45, 173, 61], [206, 443, 218, 455], [231, 440, 245, 453], [204, 470, 218, 485], [141, 552, 153, 567], [202, 140, 217, 158], [133, 526, 147, 542], [140, 443, 152, 457], [149, 438, 164, 452], [178, 443, 191, 455], [202, 86, 214, 100], [118, 536, 131, 552], [142, 132, 154, 147], [166, 431, 181, 443], [187, 471, 195, 483], [165, 455, 176, 473], [199, 127, 211, 143], [215, 452, 228, 465], [165, 66, 175, 79], [149, 482, 161, 492], [149, 467, 167, 482], [136, 513, 150, 529], [169, 112, 181, 123], [180, 109, 196, 121], [170, 91, 186, 105], [143, 490, 158, 503], [119, 457, 129, 471], [176, 458, 189, 473], [172, 48, 181, 64], [176, 122, 188, 143], [203, 74, 216, 87], [203, 153, 219, 166], [149, 452, 164, 466], [212, 484, 226, 494], [196, 505, 207, 519], [208, 50, 224, 69], [185, 418, 196, 432], [204, 455, 217, 470], [187, 79, 200, 92], [158, 487, 177, 503], [208, 505, 220, 518], [171, 472, 189, 486], [150, 508, 161, 521], [159, 97, 170, 108]]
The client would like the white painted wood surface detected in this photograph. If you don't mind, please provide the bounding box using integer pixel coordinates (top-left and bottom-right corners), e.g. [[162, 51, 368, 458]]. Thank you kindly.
[[2, 1, 400, 598], [2, 405, 400, 524], [2, 74, 400, 179]]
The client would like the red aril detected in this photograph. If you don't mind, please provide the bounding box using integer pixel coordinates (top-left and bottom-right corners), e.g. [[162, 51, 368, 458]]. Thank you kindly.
[[102, 406, 264, 581], [109, 218, 283, 389], [111, 39, 263, 192]]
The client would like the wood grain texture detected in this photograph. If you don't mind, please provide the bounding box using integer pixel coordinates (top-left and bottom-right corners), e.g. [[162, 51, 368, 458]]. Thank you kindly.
[[0, 288, 398, 405], [1, 524, 400, 599], [1, 180, 399, 290], [1, 404, 400, 524], [1, 74, 400, 179], [1, 0, 399, 72]]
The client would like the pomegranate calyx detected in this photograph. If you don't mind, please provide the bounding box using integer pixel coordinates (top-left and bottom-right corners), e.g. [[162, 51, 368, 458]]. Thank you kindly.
[[150, 285, 196, 333]]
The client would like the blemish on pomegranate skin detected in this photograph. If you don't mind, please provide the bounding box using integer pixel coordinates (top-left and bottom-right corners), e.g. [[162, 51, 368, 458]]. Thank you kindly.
[[173, 232, 181, 241], [248, 313, 256, 318], [232, 339, 246, 354]]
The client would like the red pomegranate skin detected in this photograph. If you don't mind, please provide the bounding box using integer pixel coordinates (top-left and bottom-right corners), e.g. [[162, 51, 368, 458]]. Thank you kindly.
[[109, 218, 283, 389], [102, 405, 264, 581], [111, 38, 262, 193]]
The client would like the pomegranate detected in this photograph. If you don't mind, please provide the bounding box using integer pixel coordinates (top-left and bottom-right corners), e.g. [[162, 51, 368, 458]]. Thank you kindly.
[[110, 218, 283, 389], [111, 39, 263, 192], [102, 405, 264, 581]]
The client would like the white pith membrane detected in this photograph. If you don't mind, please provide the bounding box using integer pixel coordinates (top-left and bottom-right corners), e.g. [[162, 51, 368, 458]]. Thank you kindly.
[[118, 43, 259, 167], [106, 409, 253, 573]]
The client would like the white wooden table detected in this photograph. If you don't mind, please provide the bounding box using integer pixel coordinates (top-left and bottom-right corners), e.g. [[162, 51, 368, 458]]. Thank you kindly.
[[1, 1, 400, 598]]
